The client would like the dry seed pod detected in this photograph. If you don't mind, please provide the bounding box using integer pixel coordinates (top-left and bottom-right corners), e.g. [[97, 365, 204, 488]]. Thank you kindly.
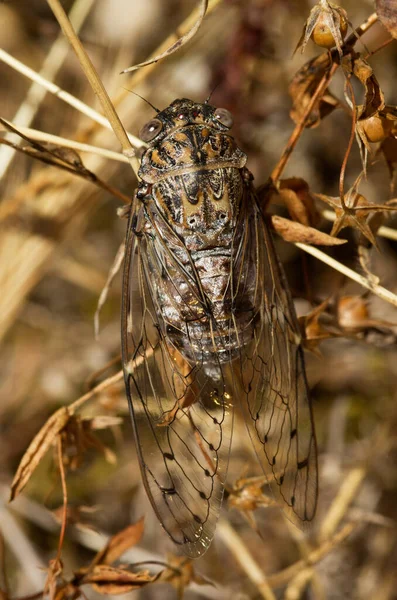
[[311, 5, 348, 49], [295, 0, 349, 56]]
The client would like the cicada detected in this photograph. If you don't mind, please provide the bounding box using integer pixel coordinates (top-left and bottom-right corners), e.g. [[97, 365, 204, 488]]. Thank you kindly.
[[121, 98, 318, 557]]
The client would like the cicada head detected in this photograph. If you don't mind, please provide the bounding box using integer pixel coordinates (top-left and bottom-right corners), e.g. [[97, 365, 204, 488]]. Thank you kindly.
[[138, 98, 234, 145]]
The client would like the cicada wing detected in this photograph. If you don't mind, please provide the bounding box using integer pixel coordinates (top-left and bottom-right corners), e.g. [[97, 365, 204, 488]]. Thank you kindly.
[[232, 191, 318, 528], [121, 203, 233, 557]]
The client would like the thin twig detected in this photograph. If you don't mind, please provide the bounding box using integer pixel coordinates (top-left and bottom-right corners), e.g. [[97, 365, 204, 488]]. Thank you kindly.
[[55, 437, 68, 564], [217, 519, 276, 600], [46, 0, 140, 175], [0, 49, 143, 151], [0, 123, 129, 164], [271, 62, 339, 183], [267, 522, 356, 589], [0, 0, 95, 181], [295, 242, 397, 308]]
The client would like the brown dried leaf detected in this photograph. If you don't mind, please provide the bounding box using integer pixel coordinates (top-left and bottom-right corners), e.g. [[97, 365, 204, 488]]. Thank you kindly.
[[279, 178, 321, 226], [270, 215, 347, 246], [376, 0, 397, 39], [289, 53, 338, 128], [83, 565, 155, 595], [92, 519, 145, 567], [299, 298, 340, 353], [121, 0, 208, 73], [353, 57, 385, 120], [10, 407, 70, 501]]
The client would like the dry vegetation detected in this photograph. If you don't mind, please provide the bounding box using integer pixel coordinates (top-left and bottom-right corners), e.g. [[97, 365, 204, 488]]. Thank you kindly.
[[1, 0, 397, 598]]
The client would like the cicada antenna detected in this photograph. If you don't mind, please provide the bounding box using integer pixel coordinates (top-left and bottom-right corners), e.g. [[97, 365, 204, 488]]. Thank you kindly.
[[204, 83, 221, 104], [123, 89, 161, 113]]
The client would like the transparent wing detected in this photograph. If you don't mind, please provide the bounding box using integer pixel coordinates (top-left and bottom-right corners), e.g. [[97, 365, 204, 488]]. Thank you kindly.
[[231, 189, 318, 528], [121, 202, 233, 558]]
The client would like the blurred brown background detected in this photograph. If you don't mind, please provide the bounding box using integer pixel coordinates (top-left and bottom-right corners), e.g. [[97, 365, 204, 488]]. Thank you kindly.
[[1, 0, 397, 598]]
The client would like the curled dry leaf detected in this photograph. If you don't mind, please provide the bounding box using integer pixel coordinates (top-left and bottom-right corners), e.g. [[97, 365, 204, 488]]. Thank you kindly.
[[351, 57, 385, 121], [289, 53, 339, 128], [270, 214, 347, 246], [275, 178, 320, 226], [376, 0, 397, 39], [337, 294, 397, 334], [121, 0, 208, 73], [83, 565, 155, 595], [294, 0, 348, 56], [10, 406, 70, 501], [92, 519, 145, 567], [299, 298, 340, 354]]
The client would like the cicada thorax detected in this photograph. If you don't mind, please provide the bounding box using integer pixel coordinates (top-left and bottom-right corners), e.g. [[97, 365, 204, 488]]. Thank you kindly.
[[136, 104, 256, 365]]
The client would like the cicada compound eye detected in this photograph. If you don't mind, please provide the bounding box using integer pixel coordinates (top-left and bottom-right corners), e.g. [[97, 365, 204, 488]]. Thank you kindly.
[[139, 118, 163, 142], [213, 107, 233, 129]]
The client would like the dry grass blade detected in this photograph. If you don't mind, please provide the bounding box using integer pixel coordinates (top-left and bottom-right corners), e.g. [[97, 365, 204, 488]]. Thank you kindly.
[[296, 242, 397, 308], [10, 407, 70, 501], [46, 0, 139, 175], [121, 0, 208, 73]]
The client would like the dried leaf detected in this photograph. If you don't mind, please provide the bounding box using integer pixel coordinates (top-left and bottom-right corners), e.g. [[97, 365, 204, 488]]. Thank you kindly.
[[121, 0, 208, 73], [10, 407, 70, 500], [352, 57, 385, 120], [376, 0, 397, 39], [299, 298, 340, 353], [92, 519, 145, 567], [279, 178, 321, 226], [270, 215, 347, 246], [289, 53, 339, 128], [83, 565, 154, 595]]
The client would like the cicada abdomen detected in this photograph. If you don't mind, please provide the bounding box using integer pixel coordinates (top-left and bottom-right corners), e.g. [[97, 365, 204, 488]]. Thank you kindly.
[[121, 98, 318, 557]]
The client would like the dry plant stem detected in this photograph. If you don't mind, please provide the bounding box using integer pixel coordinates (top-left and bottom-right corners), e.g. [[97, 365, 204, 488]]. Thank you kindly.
[[121, 0, 209, 73], [295, 242, 397, 308], [46, 0, 139, 176], [110, 0, 223, 109], [69, 370, 124, 415], [339, 77, 357, 208], [321, 209, 397, 241], [319, 466, 366, 543], [0, 136, 131, 205], [217, 520, 276, 600], [271, 62, 339, 183], [55, 437, 68, 564], [267, 522, 356, 589], [0, 49, 143, 152], [0, 0, 95, 181], [0, 123, 130, 164]]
